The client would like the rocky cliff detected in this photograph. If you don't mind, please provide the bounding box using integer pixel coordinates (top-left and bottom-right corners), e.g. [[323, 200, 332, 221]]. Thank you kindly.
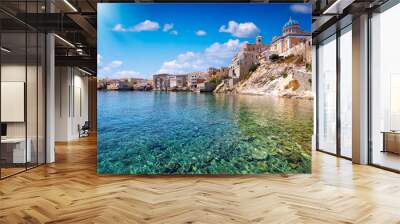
[[214, 52, 313, 99]]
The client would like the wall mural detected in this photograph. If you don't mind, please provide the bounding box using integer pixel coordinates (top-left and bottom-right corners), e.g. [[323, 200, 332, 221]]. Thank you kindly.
[[97, 3, 313, 174]]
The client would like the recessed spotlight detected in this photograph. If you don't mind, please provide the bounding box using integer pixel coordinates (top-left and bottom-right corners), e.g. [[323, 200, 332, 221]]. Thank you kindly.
[[78, 68, 92, 76], [1, 47, 11, 53], [54, 34, 75, 48], [63, 0, 78, 12]]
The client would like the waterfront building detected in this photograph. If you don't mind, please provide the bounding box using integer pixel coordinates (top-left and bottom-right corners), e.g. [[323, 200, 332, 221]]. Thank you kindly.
[[97, 81, 106, 90], [175, 75, 188, 88], [153, 74, 170, 90], [106, 81, 120, 90], [270, 17, 311, 56], [186, 72, 208, 88], [188, 73, 198, 88], [106, 80, 130, 90], [169, 76, 177, 88], [153, 74, 189, 90], [132, 79, 153, 90], [229, 36, 269, 79], [119, 82, 130, 90]]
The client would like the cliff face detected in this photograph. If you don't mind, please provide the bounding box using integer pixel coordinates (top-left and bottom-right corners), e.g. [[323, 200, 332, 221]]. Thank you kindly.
[[214, 52, 313, 99], [237, 60, 312, 99]]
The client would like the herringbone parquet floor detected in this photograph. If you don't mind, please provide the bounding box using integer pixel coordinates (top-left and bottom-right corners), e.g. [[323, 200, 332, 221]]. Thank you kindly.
[[1, 135, 400, 224]]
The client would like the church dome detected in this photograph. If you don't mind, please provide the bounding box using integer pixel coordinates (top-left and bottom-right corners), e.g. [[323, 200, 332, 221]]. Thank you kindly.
[[283, 17, 299, 29]]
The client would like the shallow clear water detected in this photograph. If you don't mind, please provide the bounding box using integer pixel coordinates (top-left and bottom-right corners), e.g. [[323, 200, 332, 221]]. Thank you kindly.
[[97, 91, 313, 174]]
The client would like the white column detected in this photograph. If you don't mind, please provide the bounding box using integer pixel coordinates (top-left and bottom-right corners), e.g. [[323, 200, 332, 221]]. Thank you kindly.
[[46, 33, 55, 163], [352, 14, 369, 164], [45, 0, 56, 163]]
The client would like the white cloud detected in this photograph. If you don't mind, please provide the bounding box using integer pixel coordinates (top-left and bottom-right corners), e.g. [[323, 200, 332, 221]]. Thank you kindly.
[[219, 21, 260, 38], [195, 30, 207, 36], [113, 20, 160, 32], [110, 60, 123, 68], [131, 20, 160, 32], [158, 39, 246, 74], [170, 30, 178, 35], [290, 4, 311, 14], [163, 23, 174, 32], [98, 60, 125, 79], [99, 66, 111, 77], [112, 24, 126, 32]]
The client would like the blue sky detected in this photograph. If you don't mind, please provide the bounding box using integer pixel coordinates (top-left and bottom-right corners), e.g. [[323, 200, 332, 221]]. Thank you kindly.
[[98, 3, 311, 79]]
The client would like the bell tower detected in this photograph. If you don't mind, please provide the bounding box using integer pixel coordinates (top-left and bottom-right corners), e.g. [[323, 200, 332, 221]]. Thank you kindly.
[[256, 36, 262, 45]]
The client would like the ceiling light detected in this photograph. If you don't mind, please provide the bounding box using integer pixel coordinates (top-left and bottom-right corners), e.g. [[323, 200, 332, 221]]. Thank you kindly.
[[1, 47, 11, 53], [54, 34, 75, 48], [63, 0, 78, 12], [323, 0, 341, 14], [78, 68, 92, 76], [323, 0, 355, 15]]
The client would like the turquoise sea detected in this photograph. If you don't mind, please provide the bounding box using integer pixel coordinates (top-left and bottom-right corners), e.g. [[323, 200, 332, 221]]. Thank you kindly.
[[97, 91, 313, 174]]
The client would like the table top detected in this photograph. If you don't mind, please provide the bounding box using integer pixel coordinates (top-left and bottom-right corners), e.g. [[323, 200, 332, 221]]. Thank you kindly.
[[1, 138, 30, 143], [381, 131, 400, 134]]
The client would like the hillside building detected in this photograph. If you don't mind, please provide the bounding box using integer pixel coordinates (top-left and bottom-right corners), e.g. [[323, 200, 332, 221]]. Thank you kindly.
[[270, 17, 311, 55], [229, 36, 269, 79]]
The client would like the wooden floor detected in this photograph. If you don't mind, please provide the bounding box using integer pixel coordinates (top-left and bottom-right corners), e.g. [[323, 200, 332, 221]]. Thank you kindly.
[[1, 136, 400, 224], [1, 167, 26, 178]]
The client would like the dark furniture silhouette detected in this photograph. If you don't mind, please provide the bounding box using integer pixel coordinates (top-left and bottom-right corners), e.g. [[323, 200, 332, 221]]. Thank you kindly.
[[78, 121, 90, 138]]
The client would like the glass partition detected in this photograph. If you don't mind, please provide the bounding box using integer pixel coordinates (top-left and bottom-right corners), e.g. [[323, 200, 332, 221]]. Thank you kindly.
[[370, 3, 400, 171], [1, 30, 28, 177], [317, 35, 337, 154], [0, 1, 46, 179], [27, 30, 38, 169], [38, 32, 45, 165], [339, 26, 352, 158]]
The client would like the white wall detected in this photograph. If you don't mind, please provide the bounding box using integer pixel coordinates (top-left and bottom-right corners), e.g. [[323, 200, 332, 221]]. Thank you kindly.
[[1, 65, 26, 138], [1, 63, 46, 164], [55, 67, 89, 141], [70, 72, 89, 139], [55, 66, 70, 141], [1, 65, 41, 138]]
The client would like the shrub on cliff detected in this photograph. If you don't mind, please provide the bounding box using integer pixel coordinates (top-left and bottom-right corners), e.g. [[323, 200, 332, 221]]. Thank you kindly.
[[249, 63, 260, 73], [269, 54, 281, 62], [306, 63, 311, 72], [240, 63, 260, 82], [209, 78, 222, 85]]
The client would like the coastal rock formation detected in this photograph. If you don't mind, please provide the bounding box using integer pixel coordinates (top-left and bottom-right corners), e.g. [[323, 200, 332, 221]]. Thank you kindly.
[[215, 53, 313, 99], [237, 60, 312, 99]]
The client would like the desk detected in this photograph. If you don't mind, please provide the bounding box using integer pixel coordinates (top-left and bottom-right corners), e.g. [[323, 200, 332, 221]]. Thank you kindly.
[[381, 131, 400, 154], [1, 138, 31, 163]]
